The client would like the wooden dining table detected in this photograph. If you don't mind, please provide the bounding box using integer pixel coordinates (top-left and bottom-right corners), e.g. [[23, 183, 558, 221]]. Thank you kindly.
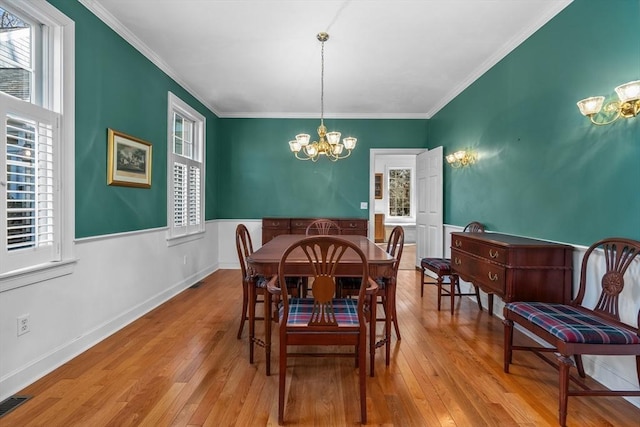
[[246, 234, 396, 375]]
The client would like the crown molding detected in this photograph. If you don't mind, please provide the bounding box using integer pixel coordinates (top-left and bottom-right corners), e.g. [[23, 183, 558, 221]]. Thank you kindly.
[[77, 0, 220, 117], [426, 0, 574, 118]]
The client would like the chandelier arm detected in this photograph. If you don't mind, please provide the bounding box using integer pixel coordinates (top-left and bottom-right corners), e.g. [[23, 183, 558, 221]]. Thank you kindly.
[[588, 109, 621, 126]]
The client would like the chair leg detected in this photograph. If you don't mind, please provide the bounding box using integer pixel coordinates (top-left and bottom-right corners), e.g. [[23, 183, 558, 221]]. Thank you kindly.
[[436, 276, 443, 311], [265, 292, 272, 376], [248, 283, 256, 364], [558, 355, 573, 427], [420, 269, 425, 297], [369, 294, 377, 377], [278, 335, 287, 425], [359, 329, 367, 424], [392, 303, 401, 341], [503, 318, 513, 373], [385, 297, 392, 366], [450, 275, 456, 315], [574, 355, 586, 378], [237, 281, 249, 339]]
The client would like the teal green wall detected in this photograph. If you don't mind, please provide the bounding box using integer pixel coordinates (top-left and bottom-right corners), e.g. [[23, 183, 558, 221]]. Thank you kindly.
[[47, 0, 219, 238], [216, 118, 428, 219], [429, 0, 640, 245], [48, 0, 639, 244]]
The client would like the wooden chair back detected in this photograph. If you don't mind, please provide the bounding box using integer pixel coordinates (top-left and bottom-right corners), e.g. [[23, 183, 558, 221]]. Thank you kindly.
[[305, 219, 342, 235], [386, 225, 404, 276], [463, 221, 485, 232], [235, 224, 255, 281], [277, 236, 369, 326], [573, 238, 640, 322]]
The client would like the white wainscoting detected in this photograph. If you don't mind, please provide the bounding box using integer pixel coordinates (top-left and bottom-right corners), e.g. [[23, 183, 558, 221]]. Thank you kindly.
[[0, 221, 219, 401]]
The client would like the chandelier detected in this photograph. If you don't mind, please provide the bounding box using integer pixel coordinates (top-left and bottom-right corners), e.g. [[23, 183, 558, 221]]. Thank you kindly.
[[288, 32, 357, 162]]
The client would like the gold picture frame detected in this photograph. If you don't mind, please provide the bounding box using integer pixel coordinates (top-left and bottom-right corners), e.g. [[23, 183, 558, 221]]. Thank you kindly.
[[374, 173, 383, 199], [107, 128, 152, 188]]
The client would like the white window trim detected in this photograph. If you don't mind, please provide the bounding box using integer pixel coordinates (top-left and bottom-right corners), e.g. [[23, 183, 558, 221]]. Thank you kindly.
[[166, 92, 205, 246], [386, 166, 416, 223], [0, 0, 75, 292]]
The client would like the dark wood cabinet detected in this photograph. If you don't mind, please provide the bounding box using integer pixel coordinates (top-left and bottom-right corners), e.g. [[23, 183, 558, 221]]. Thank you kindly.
[[261, 218, 291, 244], [450, 232, 573, 315], [262, 217, 368, 244]]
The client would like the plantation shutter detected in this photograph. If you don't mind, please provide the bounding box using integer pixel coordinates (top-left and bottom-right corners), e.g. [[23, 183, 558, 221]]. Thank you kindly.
[[1, 95, 59, 272]]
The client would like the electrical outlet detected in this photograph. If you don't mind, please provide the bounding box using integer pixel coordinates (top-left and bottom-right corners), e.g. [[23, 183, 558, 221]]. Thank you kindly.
[[183, 255, 188, 265], [360, 202, 368, 209], [17, 314, 30, 336]]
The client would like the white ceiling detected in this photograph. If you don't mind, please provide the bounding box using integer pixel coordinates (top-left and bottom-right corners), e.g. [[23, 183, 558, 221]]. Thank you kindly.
[[81, 0, 573, 119]]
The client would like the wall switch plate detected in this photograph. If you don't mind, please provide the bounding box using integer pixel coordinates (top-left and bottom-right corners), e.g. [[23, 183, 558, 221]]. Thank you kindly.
[[360, 202, 368, 209]]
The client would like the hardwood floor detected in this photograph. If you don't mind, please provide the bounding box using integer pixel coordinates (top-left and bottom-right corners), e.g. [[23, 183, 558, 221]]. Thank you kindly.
[[4, 269, 639, 426]]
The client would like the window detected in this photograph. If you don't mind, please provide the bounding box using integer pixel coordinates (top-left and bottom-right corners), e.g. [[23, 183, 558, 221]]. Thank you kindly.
[[0, 0, 74, 283], [388, 168, 412, 218], [167, 92, 205, 242]]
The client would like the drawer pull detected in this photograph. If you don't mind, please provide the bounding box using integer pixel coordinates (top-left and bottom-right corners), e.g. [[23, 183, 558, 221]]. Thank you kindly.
[[488, 272, 499, 281], [489, 249, 499, 259], [454, 240, 462, 247], [454, 257, 461, 265]]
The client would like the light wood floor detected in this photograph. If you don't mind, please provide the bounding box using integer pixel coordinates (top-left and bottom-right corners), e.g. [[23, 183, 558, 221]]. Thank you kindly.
[[4, 269, 640, 426]]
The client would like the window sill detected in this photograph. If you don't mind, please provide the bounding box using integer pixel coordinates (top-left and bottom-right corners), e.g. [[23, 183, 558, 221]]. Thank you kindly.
[[166, 230, 205, 247], [0, 259, 77, 293]]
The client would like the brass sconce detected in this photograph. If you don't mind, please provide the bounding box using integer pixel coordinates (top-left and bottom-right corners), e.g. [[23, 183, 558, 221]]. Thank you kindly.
[[577, 80, 640, 125], [446, 150, 476, 168]]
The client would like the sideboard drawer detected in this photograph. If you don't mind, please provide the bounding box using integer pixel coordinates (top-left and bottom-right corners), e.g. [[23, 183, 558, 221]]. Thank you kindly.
[[339, 219, 367, 235], [262, 218, 290, 229], [452, 235, 507, 264], [290, 218, 315, 234], [474, 259, 506, 295]]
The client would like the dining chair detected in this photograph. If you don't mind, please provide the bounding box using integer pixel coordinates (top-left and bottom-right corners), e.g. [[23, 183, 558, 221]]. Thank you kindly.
[[339, 225, 404, 376], [235, 224, 299, 370], [235, 224, 264, 341], [266, 235, 377, 425], [420, 221, 485, 314], [305, 219, 341, 235]]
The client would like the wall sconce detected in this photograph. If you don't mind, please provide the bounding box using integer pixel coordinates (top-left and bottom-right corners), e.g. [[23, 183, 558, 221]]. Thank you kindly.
[[577, 80, 640, 125], [446, 150, 476, 168]]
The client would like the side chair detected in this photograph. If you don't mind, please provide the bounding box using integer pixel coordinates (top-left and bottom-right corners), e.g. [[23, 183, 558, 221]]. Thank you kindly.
[[503, 237, 640, 427], [339, 225, 404, 376], [235, 224, 298, 373], [266, 235, 378, 425], [420, 221, 485, 314]]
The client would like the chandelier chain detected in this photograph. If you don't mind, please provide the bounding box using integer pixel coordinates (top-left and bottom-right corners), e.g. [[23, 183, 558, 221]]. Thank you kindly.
[[287, 32, 357, 161], [320, 38, 325, 126]]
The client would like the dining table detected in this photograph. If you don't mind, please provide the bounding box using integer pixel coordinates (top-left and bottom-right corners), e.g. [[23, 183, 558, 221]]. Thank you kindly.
[[246, 234, 396, 375]]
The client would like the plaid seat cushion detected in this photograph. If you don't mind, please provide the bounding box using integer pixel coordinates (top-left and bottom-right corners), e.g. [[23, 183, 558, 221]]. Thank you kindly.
[[506, 301, 640, 345], [421, 258, 452, 275], [282, 298, 360, 326]]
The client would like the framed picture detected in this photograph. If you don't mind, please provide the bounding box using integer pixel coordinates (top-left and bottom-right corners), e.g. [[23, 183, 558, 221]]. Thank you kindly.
[[107, 128, 152, 188], [374, 173, 383, 199]]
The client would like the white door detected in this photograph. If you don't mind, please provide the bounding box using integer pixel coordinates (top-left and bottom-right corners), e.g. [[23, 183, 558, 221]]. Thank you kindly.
[[416, 147, 443, 267]]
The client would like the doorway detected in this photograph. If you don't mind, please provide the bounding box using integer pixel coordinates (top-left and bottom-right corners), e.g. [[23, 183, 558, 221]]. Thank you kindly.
[[369, 149, 424, 266]]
